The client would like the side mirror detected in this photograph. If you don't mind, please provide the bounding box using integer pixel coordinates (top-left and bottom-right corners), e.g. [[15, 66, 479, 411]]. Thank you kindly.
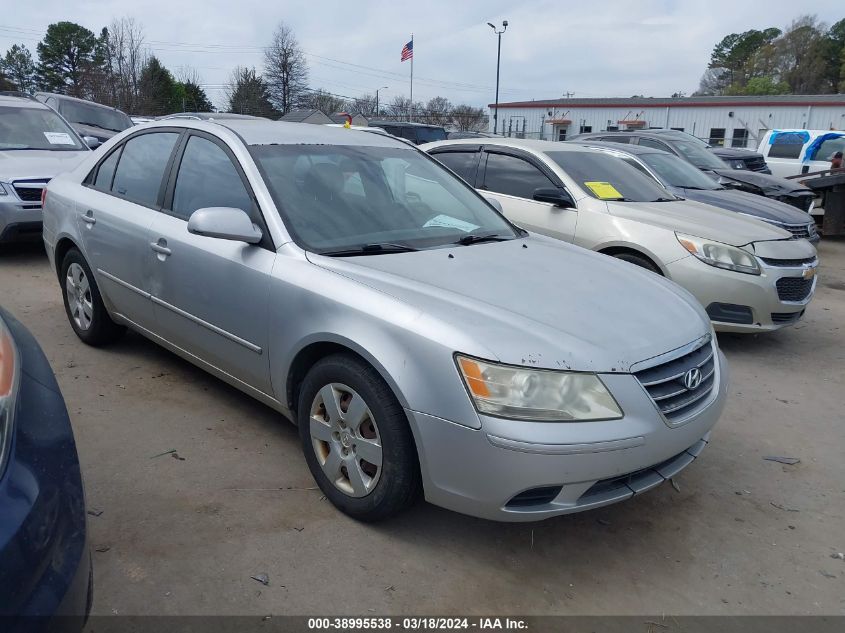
[[83, 136, 101, 149], [482, 194, 503, 213], [533, 187, 575, 208], [188, 207, 262, 244]]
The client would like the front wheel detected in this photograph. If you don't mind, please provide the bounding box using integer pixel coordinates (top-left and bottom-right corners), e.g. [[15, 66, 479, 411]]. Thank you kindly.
[[298, 354, 420, 521], [612, 251, 662, 275], [60, 249, 125, 346]]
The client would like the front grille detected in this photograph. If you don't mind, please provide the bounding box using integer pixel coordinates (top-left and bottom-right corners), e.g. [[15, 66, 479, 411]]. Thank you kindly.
[[777, 223, 814, 240], [12, 179, 49, 204], [744, 156, 769, 172], [634, 340, 716, 424], [776, 277, 814, 302], [760, 256, 817, 267], [13, 186, 43, 202], [772, 310, 804, 324]]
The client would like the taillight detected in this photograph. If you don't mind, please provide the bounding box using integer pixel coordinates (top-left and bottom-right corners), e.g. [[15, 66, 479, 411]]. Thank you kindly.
[[41, 187, 47, 207]]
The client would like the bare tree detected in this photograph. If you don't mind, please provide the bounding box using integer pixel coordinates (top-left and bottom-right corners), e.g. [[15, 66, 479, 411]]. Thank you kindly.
[[301, 88, 346, 114], [106, 17, 147, 112], [350, 93, 378, 117], [264, 22, 309, 115], [451, 105, 487, 132], [425, 96, 452, 126]]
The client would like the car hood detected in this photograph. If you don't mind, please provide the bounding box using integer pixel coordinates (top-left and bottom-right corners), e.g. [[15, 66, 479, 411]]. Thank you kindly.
[[0, 149, 89, 182], [711, 168, 812, 196], [605, 197, 793, 247], [709, 147, 763, 159], [306, 236, 710, 373], [675, 187, 815, 224]]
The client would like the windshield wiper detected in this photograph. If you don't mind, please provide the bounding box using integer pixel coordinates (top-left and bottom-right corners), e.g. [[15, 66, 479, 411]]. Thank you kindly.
[[76, 121, 117, 132], [453, 232, 512, 246], [318, 243, 420, 257]]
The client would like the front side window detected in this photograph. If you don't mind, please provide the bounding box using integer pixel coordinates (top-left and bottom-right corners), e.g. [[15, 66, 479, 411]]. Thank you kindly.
[[813, 137, 845, 161], [432, 151, 480, 184], [111, 132, 180, 207], [637, 138, 671, 152], [546, 151, 676, 202], [171, 136, 254, 221], [483, 152, 556, 198], [0, 105, 85, 151], [251, 144, 518, 253]]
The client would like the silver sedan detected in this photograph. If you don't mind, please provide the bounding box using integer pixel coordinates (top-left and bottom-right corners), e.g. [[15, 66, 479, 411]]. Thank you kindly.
[[42, 120, 727, 521]]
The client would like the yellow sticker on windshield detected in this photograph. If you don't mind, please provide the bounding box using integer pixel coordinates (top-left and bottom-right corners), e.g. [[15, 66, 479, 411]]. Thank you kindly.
[[584, 181, 623, 200]]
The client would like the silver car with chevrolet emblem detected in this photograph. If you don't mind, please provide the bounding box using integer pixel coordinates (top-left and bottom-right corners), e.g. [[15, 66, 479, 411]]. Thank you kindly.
[[424, 138, 818, 333], [42, 120, 727, 521]]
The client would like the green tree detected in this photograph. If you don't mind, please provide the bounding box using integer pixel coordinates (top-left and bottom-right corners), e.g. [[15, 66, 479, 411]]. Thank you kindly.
[[179, 80, 213, 111], [137, 56, 181, 115], [1, 44, 37, 93], [36, 21, 101, 95], [226, 66, 277, 118], [0, 69, 14, 91], [726, 76, 791, 95]]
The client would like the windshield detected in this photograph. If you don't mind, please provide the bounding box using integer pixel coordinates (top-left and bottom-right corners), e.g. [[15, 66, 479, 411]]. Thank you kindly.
[[546, 151, 677, 202], [0, 105, 86, 151], [61, 100, 132, 132], [669, 139, 728, 170], [251, 144, 519, 253], [640, 152, 722, 190]]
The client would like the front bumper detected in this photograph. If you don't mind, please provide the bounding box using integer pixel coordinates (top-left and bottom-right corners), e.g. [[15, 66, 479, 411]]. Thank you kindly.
[[408, 351, 727, 522], [0, 309, 90, 630], [0, 200, 43, 244], [665, 254, 816, 333]]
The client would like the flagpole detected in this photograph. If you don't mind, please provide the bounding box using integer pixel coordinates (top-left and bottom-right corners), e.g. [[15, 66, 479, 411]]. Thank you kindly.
[[409, 33, 414, 122]]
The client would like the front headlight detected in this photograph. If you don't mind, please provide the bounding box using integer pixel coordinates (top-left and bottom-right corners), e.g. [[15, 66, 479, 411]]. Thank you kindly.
[[0, 318, 19, 475], [676, 232, 761, 275], [456, 355, 623, 421], [730, 159, 746, 169]]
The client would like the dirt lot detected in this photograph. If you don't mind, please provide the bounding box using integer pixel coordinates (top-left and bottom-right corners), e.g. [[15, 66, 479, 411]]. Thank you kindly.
[[1, 239, 844, 616]]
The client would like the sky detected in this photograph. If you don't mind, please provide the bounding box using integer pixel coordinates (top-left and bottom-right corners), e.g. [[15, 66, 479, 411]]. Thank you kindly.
[[1, 0, 843, 112]]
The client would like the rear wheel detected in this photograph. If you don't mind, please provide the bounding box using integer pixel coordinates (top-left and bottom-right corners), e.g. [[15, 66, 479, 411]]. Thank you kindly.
[[611, 251, 662, 275], [60, 249, 125, 346], [298, 354, 420, 521]]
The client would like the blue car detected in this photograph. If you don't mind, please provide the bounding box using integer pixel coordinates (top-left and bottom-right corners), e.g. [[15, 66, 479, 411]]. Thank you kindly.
[[0, 307, 91, 631]]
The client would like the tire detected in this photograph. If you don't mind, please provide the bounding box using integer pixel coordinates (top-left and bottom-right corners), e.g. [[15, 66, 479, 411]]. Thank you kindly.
[[298, 353, 421, 522], [612, 251, 662, 275], [60, 248, 125, 346]]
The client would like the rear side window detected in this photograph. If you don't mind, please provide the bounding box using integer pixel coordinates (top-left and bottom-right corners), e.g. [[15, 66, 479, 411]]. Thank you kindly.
[[768, 133, 805, 159], [600, 136, 632, 144], [637, 138, 671, 152], [93, 147, 121, 191], [432, 151, 480, 185], [483, 152, 556, 198], [112, 132, 179, 206], [171, 136, 254, 221]]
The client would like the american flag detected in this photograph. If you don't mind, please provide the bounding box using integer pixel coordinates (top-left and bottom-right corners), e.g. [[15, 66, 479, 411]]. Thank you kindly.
[[401, 40, 413, 62]]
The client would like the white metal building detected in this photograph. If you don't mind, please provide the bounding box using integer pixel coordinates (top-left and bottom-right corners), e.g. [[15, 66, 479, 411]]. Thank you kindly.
[[488, 95, 845, 149]]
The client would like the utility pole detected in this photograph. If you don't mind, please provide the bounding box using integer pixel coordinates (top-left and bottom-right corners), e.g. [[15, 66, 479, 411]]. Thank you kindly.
[[488, 20, 508, 135], [375, 86, 387, 118]]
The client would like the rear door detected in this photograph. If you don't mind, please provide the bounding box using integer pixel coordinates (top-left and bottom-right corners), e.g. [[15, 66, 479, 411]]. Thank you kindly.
[[77, 129, 181, 330], [148, 131, 275, 394], [478, 148, 577, 242]]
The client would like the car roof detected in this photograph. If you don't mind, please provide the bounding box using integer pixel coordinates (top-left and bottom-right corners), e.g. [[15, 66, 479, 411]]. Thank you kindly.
[[35, 92, 129, 114], [144, 119, 414, 149], [0, 93, 50, 110], [568, 139, 665, 155], [425, 136, 595, 154]]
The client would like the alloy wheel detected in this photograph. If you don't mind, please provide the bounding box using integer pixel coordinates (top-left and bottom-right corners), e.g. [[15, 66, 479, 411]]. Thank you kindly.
[[65, 263, 94, 331], [309, 383, 383, 497]]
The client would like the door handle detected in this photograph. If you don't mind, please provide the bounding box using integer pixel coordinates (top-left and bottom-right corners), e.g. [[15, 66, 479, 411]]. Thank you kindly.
[[82, 210, 96, 226], [150, 240, 172, 257]]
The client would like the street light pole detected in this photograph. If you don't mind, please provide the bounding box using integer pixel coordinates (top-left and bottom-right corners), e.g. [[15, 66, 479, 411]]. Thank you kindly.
[[488, 20, 508, 135], [375, 86, 388, 117]]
